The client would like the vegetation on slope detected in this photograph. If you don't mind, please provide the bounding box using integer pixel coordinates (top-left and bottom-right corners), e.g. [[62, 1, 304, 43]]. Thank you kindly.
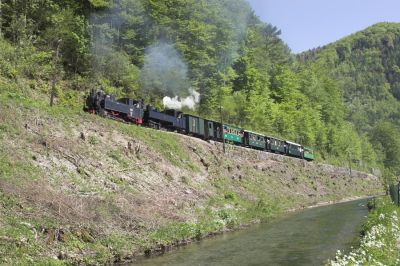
[[300, 22, 400, 185], [0, 86, 381, 264], [329, 197, 400, 265], [0, 0, 387, 174], [0, 1, 396, 264]]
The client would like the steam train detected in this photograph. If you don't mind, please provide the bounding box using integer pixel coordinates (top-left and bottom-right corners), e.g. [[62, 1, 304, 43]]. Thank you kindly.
[[85, 89, 314, 161]]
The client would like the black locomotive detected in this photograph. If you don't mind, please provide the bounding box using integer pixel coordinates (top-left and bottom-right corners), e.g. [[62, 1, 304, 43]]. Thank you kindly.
[[84, 90, 314, 161], [85, 89, 144, 124]]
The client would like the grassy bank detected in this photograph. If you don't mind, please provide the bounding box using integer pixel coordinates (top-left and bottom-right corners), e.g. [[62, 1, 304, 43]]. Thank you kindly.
[[0, 88, 383, 264], [328, 197, 400, 265]]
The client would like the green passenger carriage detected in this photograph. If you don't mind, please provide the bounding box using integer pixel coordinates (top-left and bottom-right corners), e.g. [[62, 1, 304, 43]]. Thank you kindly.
[[268, 137, 286, 154], [244, 130, 266, 150], [303, 146, 314, 161], [223, 124, 243, 144], [285, 141, 302, 158]]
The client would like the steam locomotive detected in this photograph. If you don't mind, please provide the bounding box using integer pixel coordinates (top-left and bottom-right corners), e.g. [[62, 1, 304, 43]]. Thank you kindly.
[[85, 89, 314, 161]]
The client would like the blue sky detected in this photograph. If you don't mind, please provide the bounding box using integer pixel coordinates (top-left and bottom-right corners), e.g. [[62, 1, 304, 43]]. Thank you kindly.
[[247, 0, 400, 53]]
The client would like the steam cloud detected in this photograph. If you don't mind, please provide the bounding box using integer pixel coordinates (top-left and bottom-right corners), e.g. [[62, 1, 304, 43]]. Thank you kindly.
[[141, 42, 200, 110], [89, 1, 253, 110], [141, 42, 189, 97], [163, 88, 201, 110]]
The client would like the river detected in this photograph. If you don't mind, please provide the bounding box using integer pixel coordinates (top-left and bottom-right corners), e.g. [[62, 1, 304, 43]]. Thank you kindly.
[[132, 198, 369, 266]]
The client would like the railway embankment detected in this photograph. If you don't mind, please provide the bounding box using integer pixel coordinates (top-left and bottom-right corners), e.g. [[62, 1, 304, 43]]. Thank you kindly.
[[0, 93, 383, 264]]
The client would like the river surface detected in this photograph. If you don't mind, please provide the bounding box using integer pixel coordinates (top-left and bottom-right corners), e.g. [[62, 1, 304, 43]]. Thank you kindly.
[[132, 199, 369, 266]]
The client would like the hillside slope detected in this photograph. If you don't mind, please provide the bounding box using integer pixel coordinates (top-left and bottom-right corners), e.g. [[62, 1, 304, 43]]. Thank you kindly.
[[0, 1, 388, 181], [300, 23, 400, 130], [298, 22, 400, 180], [0, 91, 382, 264]]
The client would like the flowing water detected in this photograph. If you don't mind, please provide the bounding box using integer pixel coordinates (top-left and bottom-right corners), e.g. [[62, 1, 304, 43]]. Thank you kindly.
[[132, 199, 369, 266]]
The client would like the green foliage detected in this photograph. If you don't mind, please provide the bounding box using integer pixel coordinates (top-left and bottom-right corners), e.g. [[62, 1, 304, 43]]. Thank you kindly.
[[0, 0, 397, 177], [0, 39, 17, 79], [224, 191, 237, 201], [370, 122, 400, 175], [252, 198, 280, 221], [100, 233, 136, 258], [89, 0, 112, 8], [150, 221, 204, 245], [88, 135, 100, 145], [330, 197, 400, 265], [107, 149, 129, 168], [0, 155, 42, 182], [301, 23, 400, 173], [216, 209, 238, 228]]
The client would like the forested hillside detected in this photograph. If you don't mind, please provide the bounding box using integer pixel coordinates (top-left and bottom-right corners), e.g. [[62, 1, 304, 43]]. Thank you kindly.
[[299, 22, 400, 184], [0, 1, 393, 264], [0, 1, 397, 178]]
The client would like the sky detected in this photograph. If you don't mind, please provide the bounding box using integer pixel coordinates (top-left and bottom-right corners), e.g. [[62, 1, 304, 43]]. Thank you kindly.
[[246, 0, 400, 53]]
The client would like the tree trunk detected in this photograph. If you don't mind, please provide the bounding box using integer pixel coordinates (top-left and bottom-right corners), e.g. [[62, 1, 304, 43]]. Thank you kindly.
[[0, 0, 2, 37], [50, 40, 62, 107]]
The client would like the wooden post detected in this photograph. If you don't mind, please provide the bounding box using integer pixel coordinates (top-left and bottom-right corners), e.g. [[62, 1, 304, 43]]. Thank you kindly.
[[50, 39, 62, 107], [397, 180, 400, 206], [220, 105, 225, 154], [348, 151, 352, 177], [0, 0, 2, 37]]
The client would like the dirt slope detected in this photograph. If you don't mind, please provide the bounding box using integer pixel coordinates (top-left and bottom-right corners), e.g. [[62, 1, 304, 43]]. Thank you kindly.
[[0, 96, 382, 264]]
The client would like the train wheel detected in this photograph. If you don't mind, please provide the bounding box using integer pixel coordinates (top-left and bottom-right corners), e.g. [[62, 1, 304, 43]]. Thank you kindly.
[[99, 108, 107, 117]]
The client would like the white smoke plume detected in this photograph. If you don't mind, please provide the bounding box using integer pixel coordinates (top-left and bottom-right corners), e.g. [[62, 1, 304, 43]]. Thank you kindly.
[[163, 88, 201, 110], [141, 42, 189, 97]]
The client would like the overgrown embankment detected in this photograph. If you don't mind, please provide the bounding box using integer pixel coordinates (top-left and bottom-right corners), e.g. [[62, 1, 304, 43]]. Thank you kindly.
[[0, 91, 383, 265], [329, 197, 400, 265]]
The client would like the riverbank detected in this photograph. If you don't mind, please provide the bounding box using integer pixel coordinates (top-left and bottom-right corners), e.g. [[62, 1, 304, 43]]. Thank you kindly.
[[132, 198, 372, 266], [304, 195, 380, 210], [328, 196, 400, 265], [127, 197, 380, 265], [0, 91, 383, 265]]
